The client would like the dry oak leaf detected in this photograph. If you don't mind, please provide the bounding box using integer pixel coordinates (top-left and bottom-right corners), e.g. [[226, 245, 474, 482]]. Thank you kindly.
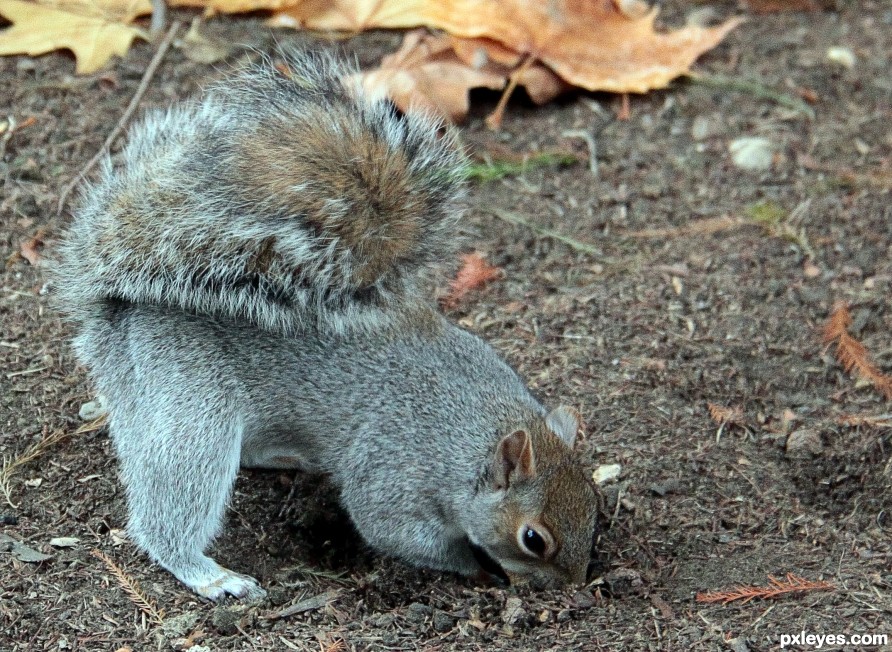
[[358, 31, 569, 122], [0, 0, 146, 74], [273, 0, 743, 94], [358, 30, 506, 122], [441, 252, 503, 308]]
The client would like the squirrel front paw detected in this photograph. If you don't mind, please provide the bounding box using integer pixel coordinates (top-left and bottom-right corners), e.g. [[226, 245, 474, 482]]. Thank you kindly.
[[187, 567, 266, 602]]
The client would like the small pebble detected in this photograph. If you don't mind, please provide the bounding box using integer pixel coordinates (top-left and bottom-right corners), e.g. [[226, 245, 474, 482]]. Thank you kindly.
[[786, 429, 824, 457], [78, 396, 108, 421], [826, 46, 856, 69], [432, 609, 454, 632], [729, 137, 773, 171]]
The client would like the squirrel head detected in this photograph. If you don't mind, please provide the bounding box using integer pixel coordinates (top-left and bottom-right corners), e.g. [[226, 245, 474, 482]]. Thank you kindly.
[[468, 406, 598, 589]]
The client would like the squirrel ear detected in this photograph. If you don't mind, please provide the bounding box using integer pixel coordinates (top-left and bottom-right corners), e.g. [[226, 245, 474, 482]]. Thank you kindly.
[[493, 430, 536, 490], [546, 405, 582, 449]]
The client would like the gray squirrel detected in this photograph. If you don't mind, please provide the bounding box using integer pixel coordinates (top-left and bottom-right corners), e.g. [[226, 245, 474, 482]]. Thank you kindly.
[[52, 51, 599, 600]]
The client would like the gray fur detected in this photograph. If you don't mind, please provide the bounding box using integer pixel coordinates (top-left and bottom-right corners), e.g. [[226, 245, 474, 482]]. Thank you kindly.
[[53, 51, 597, 600], [52, 51, 466, 336]]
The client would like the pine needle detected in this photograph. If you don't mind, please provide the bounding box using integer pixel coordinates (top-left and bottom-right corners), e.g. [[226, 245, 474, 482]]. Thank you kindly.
[[621, 215, 746, 240], [822, 302, 892, 400], [91, 549, 165, 626], [76, 414, 108, 434], [836, 413, 892, 429], [696, 573, 835, 605], [0, 428, 71, 508], [707, 403, 745, 425]]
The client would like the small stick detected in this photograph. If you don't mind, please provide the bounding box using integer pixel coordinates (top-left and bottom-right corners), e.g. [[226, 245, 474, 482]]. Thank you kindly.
[[56, 20, 181, 215], [688, 73, 815, 118], [150, 0, 167, 36], [562, 129, 598, 178], [487, 208, 602, 256]]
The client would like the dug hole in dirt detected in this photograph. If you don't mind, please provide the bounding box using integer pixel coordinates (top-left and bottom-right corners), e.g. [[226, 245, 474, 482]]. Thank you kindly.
[[1, 3, 891, 651]]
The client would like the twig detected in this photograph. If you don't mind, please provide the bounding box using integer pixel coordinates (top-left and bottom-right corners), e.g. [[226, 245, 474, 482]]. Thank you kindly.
[[150, 0, 167, 36], [267, 590, 341, 620], [441, 252, 502, 309], [56, 20, 181, 215], [485, 54, 535, 130], [487, 208, 602, 256], [562, 129, 598, 178], [92, 549, 166, 625], [687, 73, 815, 119], [621, 215, 746, 239]]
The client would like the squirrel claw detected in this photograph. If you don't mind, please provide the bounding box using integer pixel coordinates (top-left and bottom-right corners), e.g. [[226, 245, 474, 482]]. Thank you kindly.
[[192, 568, 266, 602]]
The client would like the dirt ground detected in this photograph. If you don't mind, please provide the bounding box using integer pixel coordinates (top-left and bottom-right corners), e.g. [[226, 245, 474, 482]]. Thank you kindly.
[[2, 2, 891, 651]]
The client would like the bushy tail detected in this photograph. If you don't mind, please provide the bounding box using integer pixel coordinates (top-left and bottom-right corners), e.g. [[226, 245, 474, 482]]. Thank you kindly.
[[52, 50, 467, 334]]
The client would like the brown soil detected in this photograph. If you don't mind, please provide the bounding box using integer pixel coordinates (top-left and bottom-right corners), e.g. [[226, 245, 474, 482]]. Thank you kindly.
[[2, 4, 891, 651]]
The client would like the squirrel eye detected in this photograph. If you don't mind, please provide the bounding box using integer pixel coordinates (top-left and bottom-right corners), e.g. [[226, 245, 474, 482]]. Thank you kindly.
[[521, 527, 546, 557]]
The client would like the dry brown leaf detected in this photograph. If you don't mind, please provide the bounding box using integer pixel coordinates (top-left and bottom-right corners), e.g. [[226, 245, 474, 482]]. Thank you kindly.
[[19, 228, 48, 266], [358, 31, 506, 122], [274, 0, 742, 94], [0, 0, 292, 74], [441, 252, 502, 309], [0, 0, 147, 74], [359, 31, 571, 122], [823, 302, 892, 401], [450, 36, 571, 104], [707, 403, 744, 425]]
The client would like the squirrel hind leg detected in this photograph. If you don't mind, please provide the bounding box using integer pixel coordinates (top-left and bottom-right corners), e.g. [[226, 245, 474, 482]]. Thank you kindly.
[[110, 400, 262, 600]]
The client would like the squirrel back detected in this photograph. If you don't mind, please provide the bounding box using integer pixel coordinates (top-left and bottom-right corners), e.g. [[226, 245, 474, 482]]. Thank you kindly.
[[53, 51, 467, 334]]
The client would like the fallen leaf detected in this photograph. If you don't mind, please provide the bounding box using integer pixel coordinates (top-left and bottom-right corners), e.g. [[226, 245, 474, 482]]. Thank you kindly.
[[358, 31, 506, 122], [359, 31, 573, 122], [441, 252, 502, 308], [275, 0, 742, 93], [0, 0, 147, 74], [19, 228, 47, 266]]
